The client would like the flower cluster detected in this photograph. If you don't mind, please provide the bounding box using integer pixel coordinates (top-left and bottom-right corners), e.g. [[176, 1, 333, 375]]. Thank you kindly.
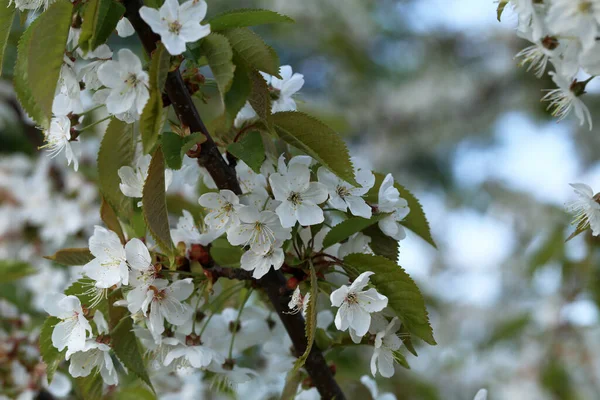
[[504, 0, 600, 129]]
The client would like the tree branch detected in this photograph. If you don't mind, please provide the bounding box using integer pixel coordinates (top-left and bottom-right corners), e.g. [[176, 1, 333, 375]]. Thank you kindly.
[[122, 2, 345, 398]]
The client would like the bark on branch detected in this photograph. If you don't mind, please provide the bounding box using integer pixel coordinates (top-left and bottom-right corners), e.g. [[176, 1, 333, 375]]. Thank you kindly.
[[121, 2, 346, 398]]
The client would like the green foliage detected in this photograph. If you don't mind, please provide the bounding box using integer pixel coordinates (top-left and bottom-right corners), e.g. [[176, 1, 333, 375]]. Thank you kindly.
[[529, 226, 565, 274], [272, 111, 358, 186], [64, 279, 105, 310], [363, 225, 399, 262], [566, 220, 586, 242], [322, 214, 387, 249], [208, 8, 294, 31], [44, 248, 94, 266], [280, 370, 302, 400], [40, 317, 64, 383], [101, 197, 126, 243], [366, 173, 436, 248], [223, 63, 251, 127], [142, 147, 174, 256], [0, 0, 15, 76], [78, 0, 125, 54], [227, 131, 265, 173], [497, 0, 509, 22], [292, 262, 318, 372], [247, 68, 272, 125], [14, 0, 72, 128], [74, 374, 104, 400], [343, 253, 436, 345], [108, 290, 154, 390], [210, 238, 243, 267], [141, 43, 170, 154], [201, 33, 235, 97], [115, 386, 157, 400], [0, 259, 36, 283], [166, 194, 204, 220], [162, 132, 206, 170], [98, 118, 135, 219], [223, 27, 280, 77], [483, 313, 531, 348]]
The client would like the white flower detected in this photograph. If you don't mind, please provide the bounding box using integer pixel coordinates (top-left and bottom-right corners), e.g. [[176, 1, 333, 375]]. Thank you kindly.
[[515, 31, 557, 78], [566, 183, 600, 236], [269, 162, 328, 228], [546, 0, 600, 52], [227, 207, 290, 254], [140, 0, 211, 56], [474, 389, 488, 400], [43, 293, 92, 353], [96, 48, 149, 119], [377, 174, 410, 241], [542, 72, 593, 130], [263, 65, 304, 113], [370, 317, 402, 378], [118, 154, 173, 205], [41, 116, 78, 171], [68, 339, 118, 385], [11, 0, 54, 11], [199, 189, 242, 232], [93, 310, 109, 335], [234, 65, 304, 126], [78, 44, 113, 91], [83, 226, 129, 288], [338, 232, 372, 259], [241, 241, 285, 279], [53, 56, 83, 116], [360, 375, 397, 400], [318, 166, 374, 218], [330, 271, 388, 337], [288, 287, 310, 317], [164, 336, 224, 369], [116, 17, 135, 37], [143, 278, 194, 340], [171, 209, 219, 248]]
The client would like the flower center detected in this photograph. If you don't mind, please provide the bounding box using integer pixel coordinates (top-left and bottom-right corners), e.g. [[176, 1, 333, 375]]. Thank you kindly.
[[336, 185, 351, 199], [579, 1, 592, 13], [149, 285, 166, 301], [288, 192, 302, 205], [346, 292, 358, 305], [254, 221, 264, 232], [168, 20, 182, 34], [125, 73, 139, 87]]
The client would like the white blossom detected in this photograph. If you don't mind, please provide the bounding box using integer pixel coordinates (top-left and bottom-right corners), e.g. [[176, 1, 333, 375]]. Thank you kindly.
[[330, 271, 388, 337], [241, 241, 285, 279], [318, 166, 374, 218], [118, 154, 173, 205], [360, 375, 397, 400], [566, 183, 600, 236], [83, 226, 129, 288], [95, 49, 149, 121], [116, 17, 135, 37], [546, 0, 600, 52], [227, 207, 290, 255], [163, 336, 224, 369], [542, 72, 592, 130], [40, 116, 78, 171], [288, 287, 309, 317], [338, 232, 372, 259], [377, 173, 410, 241], [370, 317, 402, 378], [67, 339, 118, 385], [78, 44, 113, 91], [199, 189, 242, 232], [269, 162, 328, 228], [140, 0, 211, 56], [474, 389, 488, 400], [53, 56, 83, 116], [142, 278, 194, 340], [43, 293, 92, 353], [171, 209, 219, 248]]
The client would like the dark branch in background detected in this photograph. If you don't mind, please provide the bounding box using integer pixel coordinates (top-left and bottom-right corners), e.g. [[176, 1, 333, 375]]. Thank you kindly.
[[122, 2, 346, 398]]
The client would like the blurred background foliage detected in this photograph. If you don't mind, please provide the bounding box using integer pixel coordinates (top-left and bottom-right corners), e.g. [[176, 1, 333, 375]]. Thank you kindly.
[[3, 0, 600, 399]]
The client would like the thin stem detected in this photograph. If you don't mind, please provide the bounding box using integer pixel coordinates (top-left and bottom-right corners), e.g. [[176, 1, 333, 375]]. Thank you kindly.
[[110, 314, 130, 334], [78, 104, 104, 117], [76, 116, 111, 133], [227, 288, 253, 359]]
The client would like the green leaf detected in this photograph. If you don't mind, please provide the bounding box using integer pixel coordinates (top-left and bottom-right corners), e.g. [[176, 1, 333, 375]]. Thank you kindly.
[[141, 43, 170, 154], [399, 324, 418, 357], [210, 238, 243, 267], [497, 0, 509, 21], [343, 254, 436, 345], [14, 0, 72, 128], [322, 214, 387, 249], [224, 63, 251, 127], [363, 225, 399, 262], [142, 147, 174, 256], [74, 375, 104, 400], [0, 260, 35, 283], [101, 196, 126, 243], [246, 68, 271, 124], [280, 370, 302, 400], [366, 173, 436, 248], [208, 8, 293, 31], [227, 131, 265, 173], [529, 226, 564, 274], [116, 386, 157, 400], [223, 27, 280, 77], [40, 317, 64, 383], [98, 118, 135, 219], [44, 248, 94, 266], [78, 0, 125, 54], [166, 194, 204, 220], [108, 290, 154, 390], [292, 262, 318, 372], [272, 111, 358, 186], [162, 132, 206, 170], [0, 0, 15, 76], [201, 32, 235, 97]]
